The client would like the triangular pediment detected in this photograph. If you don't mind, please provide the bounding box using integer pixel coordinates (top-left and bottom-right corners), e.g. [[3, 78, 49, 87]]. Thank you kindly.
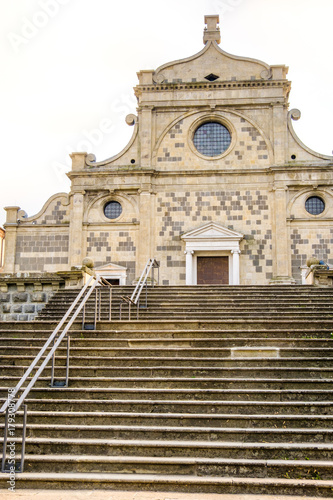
[[181, 222, 243, 241], [95, 263, 127, 272]]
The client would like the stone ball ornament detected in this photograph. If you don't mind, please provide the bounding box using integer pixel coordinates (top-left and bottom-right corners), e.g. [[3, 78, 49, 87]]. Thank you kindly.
[[82, 258, 94, 269], [306, 256, 320, 268]]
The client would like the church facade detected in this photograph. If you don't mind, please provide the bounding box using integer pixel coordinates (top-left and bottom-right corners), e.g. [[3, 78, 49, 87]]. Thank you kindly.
[[3, 16, 333, 286]]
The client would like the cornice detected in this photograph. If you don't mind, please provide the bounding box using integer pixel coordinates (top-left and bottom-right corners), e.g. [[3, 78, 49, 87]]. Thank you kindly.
[[135, 79, 291, 96]]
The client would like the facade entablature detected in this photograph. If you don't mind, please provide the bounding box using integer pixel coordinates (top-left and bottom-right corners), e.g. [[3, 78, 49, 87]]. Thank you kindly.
[[268, 166, 333, 189], [135, 82, 290, 107]]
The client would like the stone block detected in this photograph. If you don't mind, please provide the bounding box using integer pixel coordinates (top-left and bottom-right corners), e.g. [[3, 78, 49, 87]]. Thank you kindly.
[[24, 304, 36, 314], [18, 314, 29, 321], [12, 292, 28, 303], [0, 294, 10, 303], [2, 304, 11, 313], [13, 305, 23, 313], [30, 292, 46, 303]]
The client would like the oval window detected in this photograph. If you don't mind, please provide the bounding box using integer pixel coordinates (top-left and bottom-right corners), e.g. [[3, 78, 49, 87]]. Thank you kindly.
[[193, 122, 231, 157], [104, 201, 122, 219], [305, 196, 325, 215]]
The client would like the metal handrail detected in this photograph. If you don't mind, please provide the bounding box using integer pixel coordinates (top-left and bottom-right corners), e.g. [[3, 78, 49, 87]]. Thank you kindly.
[[120, 258, 159, 320], [1, 273, 112, 473]]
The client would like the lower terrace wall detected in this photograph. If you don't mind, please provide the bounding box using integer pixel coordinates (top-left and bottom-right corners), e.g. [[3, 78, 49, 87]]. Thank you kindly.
[[0, 270, 89, 321]]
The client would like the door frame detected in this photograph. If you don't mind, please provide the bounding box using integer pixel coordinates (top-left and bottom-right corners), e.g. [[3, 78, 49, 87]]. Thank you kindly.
[[181, 222, 243, 286]]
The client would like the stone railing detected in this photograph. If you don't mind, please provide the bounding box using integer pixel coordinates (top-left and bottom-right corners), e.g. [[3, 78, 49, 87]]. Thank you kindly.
[[305, 265, 333, 287]]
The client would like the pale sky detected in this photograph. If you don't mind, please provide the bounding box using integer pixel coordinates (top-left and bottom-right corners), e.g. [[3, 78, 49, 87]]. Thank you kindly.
[[1, 0, 332, 227]]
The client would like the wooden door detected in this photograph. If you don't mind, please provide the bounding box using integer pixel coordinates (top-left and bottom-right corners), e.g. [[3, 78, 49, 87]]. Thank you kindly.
[[197, 256, 229, 285]]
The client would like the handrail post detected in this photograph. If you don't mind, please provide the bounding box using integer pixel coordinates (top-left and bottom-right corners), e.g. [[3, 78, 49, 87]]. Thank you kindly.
[[65, 335, 70, 387], [1, 403, 27, 473], [1, 408, 9, 472], [109, 287, 112, 321], [50, 334, 70, 388], [50, 337, 56, 387], [20, 404, 28, 472], [94, 288, 98, 330], [98, 287, 102, 321], [82, 302, 86, 330]]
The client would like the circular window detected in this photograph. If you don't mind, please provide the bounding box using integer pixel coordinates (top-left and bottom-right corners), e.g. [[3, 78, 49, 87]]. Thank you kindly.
[[104, 201, 122, 219], [193, 122, 231, 157], [305, 196, 325, 215]]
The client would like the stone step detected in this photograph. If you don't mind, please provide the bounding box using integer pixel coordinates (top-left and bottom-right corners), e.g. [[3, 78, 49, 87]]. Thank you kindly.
[[9, 410, 333, 428], [2, 319, 333, 331], [1, 472, 333, 496], [1, 337, 332, 348], [2, 375, 332, 390], [1, 328, 332, 339], [2, 387, 333, 402], [43, 285, 333, 293], [42, 290, 333, 297], [1, 364, 332, 378], [38, 303, 333, 312], [1, 346, 333, 359], [14, 455, 333, 481], [1, 358, 333, 374], [96, 319, 333, 331], [37, 311, 333, 320], [2, 422, 333, 443], [4, 398, 333, 414], [2, 436, 333, 460]]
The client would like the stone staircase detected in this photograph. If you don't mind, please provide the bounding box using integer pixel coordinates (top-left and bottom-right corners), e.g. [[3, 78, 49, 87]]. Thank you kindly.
[[1, 285, 333, 495]]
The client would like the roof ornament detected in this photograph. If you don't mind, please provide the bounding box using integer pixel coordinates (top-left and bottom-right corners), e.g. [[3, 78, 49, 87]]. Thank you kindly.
[[203, 15, 221, 45]]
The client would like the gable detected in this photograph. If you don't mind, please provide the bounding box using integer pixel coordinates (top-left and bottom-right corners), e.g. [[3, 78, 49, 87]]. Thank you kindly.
[[154, 41, 271, 85], [181, 222, 243, 241]]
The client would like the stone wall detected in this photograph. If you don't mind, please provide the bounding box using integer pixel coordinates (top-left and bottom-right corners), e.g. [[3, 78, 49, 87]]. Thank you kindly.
[[0, 286, 56, 321], [0, 270, 89, 321]]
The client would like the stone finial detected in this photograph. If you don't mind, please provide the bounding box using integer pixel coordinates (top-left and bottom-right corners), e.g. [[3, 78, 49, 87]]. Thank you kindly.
[[203, 15, 221, 44], [82, 258, 94, 269]]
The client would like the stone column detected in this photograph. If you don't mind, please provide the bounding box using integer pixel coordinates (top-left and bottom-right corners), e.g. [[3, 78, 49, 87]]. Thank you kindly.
[[231, 250, 241, 285], [185, 250, 194, 285], [3, 206, 20, 273]]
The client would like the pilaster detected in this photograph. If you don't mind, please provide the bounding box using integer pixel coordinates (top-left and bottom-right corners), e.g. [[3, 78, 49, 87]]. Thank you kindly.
[[270, 187, 295, 284], [3, 207, 20, 273], [272, 104, 287, 165], [137, 189, 154, 274], [68, 192, 85, 268], [139, 106, 153, 168]]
